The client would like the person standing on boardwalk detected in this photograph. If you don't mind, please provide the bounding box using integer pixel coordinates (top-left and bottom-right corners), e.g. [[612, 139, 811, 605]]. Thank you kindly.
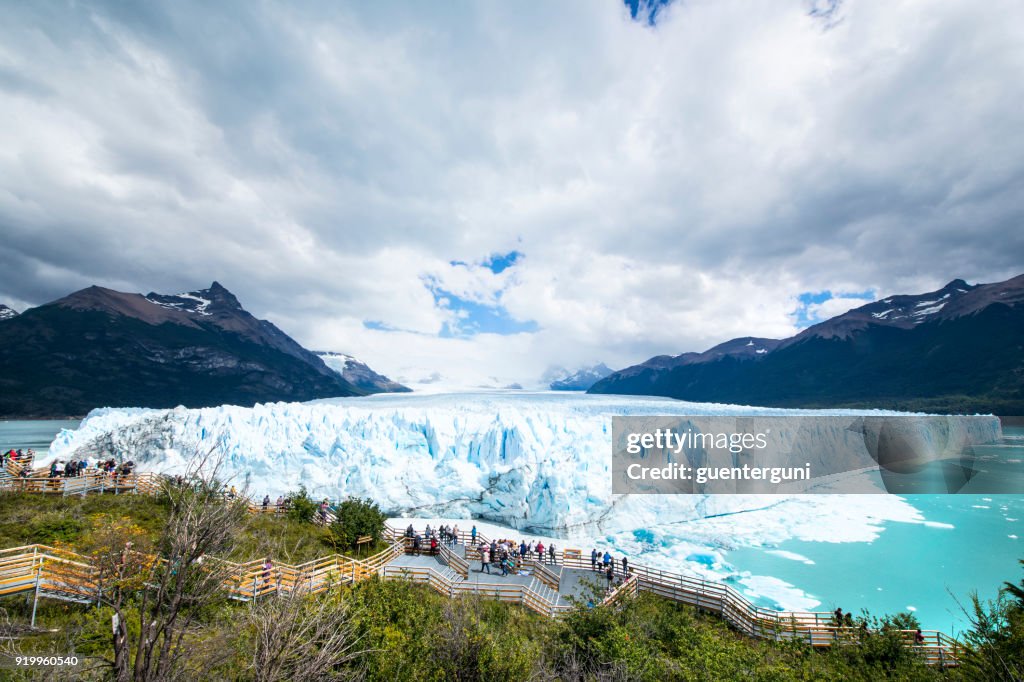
[[591, 548, 598, 571], [548, 543, 556, 565], [471, 525, 477, 545], [622, 556, 629, 575], [606, 564, 615, 589], [480, 544, 491, 574]]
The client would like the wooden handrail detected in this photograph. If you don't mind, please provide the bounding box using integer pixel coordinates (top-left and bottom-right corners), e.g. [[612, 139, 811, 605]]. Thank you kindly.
[[0, 498, 962, 664]]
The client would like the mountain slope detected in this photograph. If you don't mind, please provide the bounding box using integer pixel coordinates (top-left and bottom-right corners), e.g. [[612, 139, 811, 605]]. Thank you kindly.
[[549, 363, 615, 390], [316, 352, 410, 393], [0, 282, 363, 417], [589, 275, 1024, 414], [0, 304, 18, 321]]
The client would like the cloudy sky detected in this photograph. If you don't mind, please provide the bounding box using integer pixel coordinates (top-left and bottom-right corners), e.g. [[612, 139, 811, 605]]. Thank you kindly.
[[1, 0, 1022, 389]]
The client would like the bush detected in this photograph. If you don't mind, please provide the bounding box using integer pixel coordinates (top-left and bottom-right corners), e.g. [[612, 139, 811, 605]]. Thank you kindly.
[[285, 485, 319, 524], [329, 497, 386, 550]]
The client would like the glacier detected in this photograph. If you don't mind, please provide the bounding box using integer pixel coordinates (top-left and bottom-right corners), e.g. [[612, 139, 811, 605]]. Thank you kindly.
[[46, 391, 1003, 613], [48, 391, 1000, 535]]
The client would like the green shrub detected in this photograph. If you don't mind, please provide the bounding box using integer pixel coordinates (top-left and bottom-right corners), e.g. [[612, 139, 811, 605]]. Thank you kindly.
[[285, 485, 319, 524], [329, 497, 386, 550]]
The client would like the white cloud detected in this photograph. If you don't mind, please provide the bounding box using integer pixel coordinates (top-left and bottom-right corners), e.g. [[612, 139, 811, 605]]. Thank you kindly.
[[804, 295, 877, 325], [1, 0, 1022, 387]]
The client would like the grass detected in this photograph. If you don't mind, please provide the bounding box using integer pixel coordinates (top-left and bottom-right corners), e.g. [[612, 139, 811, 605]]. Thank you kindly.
[[0, 491, 381, 564], [0, 581, 951, 681]]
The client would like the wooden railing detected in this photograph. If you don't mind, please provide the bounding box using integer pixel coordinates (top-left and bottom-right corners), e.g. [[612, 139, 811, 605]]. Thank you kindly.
[[0, 507, 963, 665], [380, 564, 572, 618], [382, 524, 962, 666], [0, 471, 164, 496], [1, 453, 35, 479], [0, 538, 406, 607]]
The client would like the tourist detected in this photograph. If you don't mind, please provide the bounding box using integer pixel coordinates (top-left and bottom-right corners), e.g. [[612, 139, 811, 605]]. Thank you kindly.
[[591, 548, 598, 571], [833, 608, 844, 628], [471, 525, 477, 544], [536, 541, 544, 562], [319, 500, 329, 524], [412, 533, 422, 556], [915, 628, 925, 646], [452, 524, 460, 544], [405, 524, 414, 539], [490, 539, 497, 558], [548, 543, 556, 565], [275, 495, 284, 511], [430, 535, 438, 556], [622, 556, 629, 575], [519, 541, 527, 560], [262, 558, 273, 585], [261, 494, 270, 511], [480, 544, 490, 574], [602, 550, 611, 570], [606, 564, 615, 589]]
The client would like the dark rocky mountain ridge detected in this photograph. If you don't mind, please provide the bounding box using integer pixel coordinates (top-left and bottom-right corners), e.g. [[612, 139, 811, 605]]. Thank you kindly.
[[589, 275, 1024, 414], [315, 351, 410, 394], [0, 282, 366, 417]]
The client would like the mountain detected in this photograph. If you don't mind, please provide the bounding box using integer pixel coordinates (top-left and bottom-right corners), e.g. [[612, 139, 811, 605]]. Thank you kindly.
[[316, 352, 410, 393], [0, 282, 364, 417], [549, 363, 615, 390], [0, 304, 18, 321], [589, 275, 1024, 414]]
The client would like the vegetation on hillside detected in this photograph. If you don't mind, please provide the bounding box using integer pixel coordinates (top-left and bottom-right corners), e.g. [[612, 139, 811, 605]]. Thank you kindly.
[[0, 488, 1021, 680]]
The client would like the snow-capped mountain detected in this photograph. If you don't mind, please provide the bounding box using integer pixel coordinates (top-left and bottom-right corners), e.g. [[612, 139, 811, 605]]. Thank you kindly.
[[316, 352, 410, 393], [0, 282, 362, 417], [591, 274, 1024, 414], [0, 304, 18, 321], [548, 363, 615, 390]]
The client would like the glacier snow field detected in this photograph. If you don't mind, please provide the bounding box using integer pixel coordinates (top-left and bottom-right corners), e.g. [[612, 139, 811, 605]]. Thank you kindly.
[[9, 392, 1023, 629]]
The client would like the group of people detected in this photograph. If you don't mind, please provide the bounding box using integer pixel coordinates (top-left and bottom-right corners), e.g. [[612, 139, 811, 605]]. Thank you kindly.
[[1, 448, 33, 468], [475, 537, 559, 576], [590, 548, 629, 589], [45, 457, 132, 479], [260, 494, 289, 511], [2, 448, 35, 478]]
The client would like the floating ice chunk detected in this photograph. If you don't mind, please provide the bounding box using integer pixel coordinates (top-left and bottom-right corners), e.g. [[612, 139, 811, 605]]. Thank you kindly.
[[766, 549, 815, 565]]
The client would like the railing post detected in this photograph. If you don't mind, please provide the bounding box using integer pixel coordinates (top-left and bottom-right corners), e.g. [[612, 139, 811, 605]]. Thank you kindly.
[[31, 554, 42, 628]]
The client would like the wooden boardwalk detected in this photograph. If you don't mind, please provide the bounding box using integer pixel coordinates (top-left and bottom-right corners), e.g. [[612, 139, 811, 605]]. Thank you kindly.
[[0, 460, 962, 666]]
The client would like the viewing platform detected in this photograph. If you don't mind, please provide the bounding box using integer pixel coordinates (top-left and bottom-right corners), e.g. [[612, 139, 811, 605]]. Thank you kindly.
[[0, 467, 964, 667]]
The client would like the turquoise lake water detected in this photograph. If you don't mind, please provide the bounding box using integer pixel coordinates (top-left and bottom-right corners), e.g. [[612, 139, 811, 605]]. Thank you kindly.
[[1, 419, 1020, 631], [0, 419, 80, 456]]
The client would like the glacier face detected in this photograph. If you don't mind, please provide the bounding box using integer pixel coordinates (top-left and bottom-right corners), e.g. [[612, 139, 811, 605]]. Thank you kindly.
[[47, 391, 1001, 537]]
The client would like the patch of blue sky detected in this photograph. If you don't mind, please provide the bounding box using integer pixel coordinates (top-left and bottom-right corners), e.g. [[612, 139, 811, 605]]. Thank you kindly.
[[624, 0, 673, 25], [434, 288, 538, 337], [793, 289, 874, 327]]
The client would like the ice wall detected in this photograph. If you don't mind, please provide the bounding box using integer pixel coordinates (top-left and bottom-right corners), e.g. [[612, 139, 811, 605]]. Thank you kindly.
[[48, 392, 1001, 534]]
